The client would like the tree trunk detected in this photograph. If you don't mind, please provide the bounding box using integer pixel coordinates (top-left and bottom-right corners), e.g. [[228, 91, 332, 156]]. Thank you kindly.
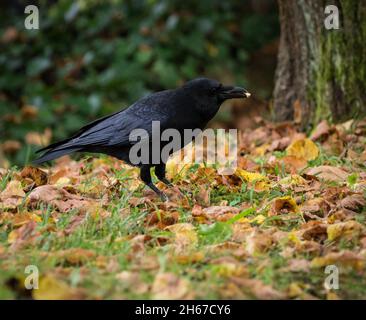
[[273, 0, 366, 128]]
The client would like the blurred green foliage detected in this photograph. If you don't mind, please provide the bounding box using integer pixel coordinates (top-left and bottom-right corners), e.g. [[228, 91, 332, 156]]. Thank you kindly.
[[0, 0, 278, 165]]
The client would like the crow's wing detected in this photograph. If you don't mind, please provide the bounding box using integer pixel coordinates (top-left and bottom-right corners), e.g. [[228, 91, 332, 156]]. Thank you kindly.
[[38, 100, 172, 154]]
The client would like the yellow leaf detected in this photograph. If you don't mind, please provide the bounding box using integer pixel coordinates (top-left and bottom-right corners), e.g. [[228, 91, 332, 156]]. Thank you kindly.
[[311, 250, 364, 270], [327, 221, 363, 241], [235, 169, 270, 191], [7, 230, 18, 244], [165, 223, 198, 253], [33, 275, 81, 300], [278, 174, 307, 186], [235, 169, 266, 182], [55, 177, 71, 186], [269, 196, 299, 216], [287, 231, 301, 245], [214, 262, 247, 277], [249, 214, 266, 224], [286, 138, 319, 161], [0, 180, 25, 210]]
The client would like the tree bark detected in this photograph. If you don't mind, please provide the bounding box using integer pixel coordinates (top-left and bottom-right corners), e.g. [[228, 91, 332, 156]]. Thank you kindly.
[[273, 0, 366, 128]]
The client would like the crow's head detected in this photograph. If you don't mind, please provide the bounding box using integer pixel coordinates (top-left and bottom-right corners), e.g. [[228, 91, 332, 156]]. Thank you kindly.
[[182, 78, 250, 115]]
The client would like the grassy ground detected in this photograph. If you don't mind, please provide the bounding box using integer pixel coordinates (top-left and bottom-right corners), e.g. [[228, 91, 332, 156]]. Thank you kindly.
[[0, 120, 365, 299]]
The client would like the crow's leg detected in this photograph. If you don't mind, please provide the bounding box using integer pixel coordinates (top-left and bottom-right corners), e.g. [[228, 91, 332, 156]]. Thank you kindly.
[[155, 163, 173, 187], [155, 163, 187, 198], [140, 165, 168, 201]]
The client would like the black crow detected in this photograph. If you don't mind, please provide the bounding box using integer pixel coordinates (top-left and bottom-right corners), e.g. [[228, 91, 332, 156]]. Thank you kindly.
[[34, 78, 250, 200]]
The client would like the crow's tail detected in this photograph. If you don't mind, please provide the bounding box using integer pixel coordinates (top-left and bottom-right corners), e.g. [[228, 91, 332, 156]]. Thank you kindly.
[[33, 146, 81, 164]]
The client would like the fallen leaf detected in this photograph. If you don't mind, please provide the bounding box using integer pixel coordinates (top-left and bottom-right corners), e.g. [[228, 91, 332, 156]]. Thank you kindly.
[[235, 169, 270, 191], [116, 271, 149, 294], [245, 229, 273, 255], [310, 120, 331, 141], [306, 166, 349, 182], [21, 166, 48, 187], [327, 221, 364, 241], [201, 206, 240, 222], [283, 259, 310, 273], [210, 256, 248, 277], [229, 277, 285, 299], [165, 223, 198, 253], [33, 275, 83, 300], [54, 248, 96, 265], [25, 128, 52, 146], [286, 138, 319, 161], [311, 251, 364, 271], [281, 156, 308, 173], [0, 180, 25, 210], [2, 140, 21, 154], [340, 194, 366, 212], [269, 196, 299, 216], [151, 273, 192, 299], [28, 185, 93, 212]]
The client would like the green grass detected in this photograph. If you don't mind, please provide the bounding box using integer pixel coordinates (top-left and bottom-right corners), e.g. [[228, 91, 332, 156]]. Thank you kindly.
[[0, 158, 365, 299]]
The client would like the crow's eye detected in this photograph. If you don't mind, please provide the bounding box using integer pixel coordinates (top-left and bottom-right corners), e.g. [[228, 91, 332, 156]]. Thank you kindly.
[[210, 84, 222, 95]]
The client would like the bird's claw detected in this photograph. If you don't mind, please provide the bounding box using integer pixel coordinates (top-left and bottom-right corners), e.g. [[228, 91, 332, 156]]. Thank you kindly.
[[159, 192, 169, 202]]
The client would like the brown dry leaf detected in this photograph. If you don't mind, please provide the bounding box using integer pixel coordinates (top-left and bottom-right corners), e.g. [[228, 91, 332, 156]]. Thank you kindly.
[[21, 105, 38, 119], [28, 185, 93, 212], [116, 271, 149, 294], [286, 138, 319, 161], [54, 248, 96, 265], [2, 140, 21, 154], [64, 214, 86, 235], [201, 205, 240, 222], [311, 250, 364, 271], [327, 221, 364, 241], [2, 27, 18, 43], [300, 198, 330, 218], [195, 184, 210, 205], [49, 168, 70, 184], [245, 229, 273, 255], [322, 132, 344, 156], [310, 120, 331, 141], [281, 155, 308, 173], [146, 210, 179, 229], [269, 196, 299, 216], [20, 166, 48, 187], [33, 275, 83, 300], [151, 272, 192, 299], [283, 259, 310, 273], [206, 241, 242, 254], [340, 194, 366, 212], [171, 251, 205, 264], [165, 223, 198, 253], [306, 166, 349, 182], [9, 212, 42, 227], [299, 222, 328, 242], [269, 137, 291, 151], [295, 240, 322, 256], [8, 221, 40, 250], [210, 256, 248, 277], [229, 277, 285, 299], [0, 180, 25, 210]]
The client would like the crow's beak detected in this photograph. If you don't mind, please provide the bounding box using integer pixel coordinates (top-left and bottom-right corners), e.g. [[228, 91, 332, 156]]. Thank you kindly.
[[219, 86, 251, 100]]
